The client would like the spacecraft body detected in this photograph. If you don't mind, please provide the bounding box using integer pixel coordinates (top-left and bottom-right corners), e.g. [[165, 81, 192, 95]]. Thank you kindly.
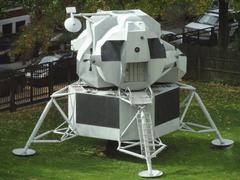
[[13, 9, 233, 178], [68, 83, 179, 141], [68, 9, 186, 141], [71, 10, 186, 90]]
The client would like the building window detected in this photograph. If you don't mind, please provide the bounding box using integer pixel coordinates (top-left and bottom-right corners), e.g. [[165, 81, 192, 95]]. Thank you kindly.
[[16, 21, 26, 33], [2, 23, 13, 35]]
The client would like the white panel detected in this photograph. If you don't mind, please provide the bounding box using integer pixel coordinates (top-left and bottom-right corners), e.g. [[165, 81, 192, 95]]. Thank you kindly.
[[75, 124, 120, 141], [68, 86, 76, 127], [154, 118, 180, 137], [125, 31, 150, 63], [119, 100, 154, 140]]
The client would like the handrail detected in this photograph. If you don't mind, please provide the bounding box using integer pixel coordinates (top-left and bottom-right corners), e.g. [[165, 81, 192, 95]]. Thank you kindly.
[[164, 23, 239, 43]]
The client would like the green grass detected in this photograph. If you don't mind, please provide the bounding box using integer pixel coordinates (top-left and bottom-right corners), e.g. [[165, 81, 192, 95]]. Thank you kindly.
[[0, 81, 240, 180]]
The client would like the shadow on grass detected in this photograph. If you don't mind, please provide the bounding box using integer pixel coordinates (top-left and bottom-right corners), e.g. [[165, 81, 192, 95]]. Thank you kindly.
[[103, 133, 238, 162]]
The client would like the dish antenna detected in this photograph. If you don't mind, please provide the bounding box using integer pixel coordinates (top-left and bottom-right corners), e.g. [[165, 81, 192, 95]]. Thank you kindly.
[[64, 7, 82, 32]]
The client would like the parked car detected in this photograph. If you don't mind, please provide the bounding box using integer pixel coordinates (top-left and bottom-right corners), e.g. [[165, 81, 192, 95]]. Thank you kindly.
[[0, 67, 26, 97], [184, 9, 239, 41], [25, 52, 77, 87], [161, 30, 182, 45]]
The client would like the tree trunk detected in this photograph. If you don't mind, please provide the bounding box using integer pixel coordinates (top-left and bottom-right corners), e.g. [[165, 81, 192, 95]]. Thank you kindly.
[[118, 0, 125, 10], [218, 0, 229, 49]]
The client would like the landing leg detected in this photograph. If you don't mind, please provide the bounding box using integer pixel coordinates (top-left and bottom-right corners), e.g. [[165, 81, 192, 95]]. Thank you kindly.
[[12, 99, 53, 156], [179, 83, 234, 147], [138, 156, 163, 178], [194, 93, 234, 147], [138, 109, 163, 178]]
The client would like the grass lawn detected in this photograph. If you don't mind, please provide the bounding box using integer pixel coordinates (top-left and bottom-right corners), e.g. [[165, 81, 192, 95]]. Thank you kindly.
[[0, 81, 240, 180]]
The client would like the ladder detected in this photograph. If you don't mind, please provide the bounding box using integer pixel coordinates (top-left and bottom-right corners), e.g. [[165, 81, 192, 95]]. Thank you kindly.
[[137, 110, 155, 156], [119, 87, 166, 177]]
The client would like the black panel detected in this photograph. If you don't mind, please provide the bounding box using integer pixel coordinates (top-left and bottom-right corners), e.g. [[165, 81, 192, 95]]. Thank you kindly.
[[76, 94, 119, 128], [148, 38, 166, 59], [101, 41, 124, 61], [155, 88, 179, 126]]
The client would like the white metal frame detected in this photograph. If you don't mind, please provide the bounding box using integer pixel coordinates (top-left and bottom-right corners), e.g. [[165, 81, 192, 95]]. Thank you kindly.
[[12, 86, 78, 156], [117, 106, 166, 177], [12, 82, 233, 177], [178, 82, 234, 146]]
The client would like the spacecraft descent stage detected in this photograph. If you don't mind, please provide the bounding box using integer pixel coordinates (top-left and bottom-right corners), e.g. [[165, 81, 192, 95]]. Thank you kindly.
[[13, 8, 234, 177]]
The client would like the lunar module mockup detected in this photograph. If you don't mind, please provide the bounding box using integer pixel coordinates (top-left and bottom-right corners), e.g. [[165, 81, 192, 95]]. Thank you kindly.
[[13, 8, 234, 177]]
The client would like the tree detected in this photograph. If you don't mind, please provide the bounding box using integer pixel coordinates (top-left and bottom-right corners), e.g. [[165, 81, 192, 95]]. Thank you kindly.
[[3, 0, 219, 62], [9, 0, 67, 61], [0, 0, 22, 18], [218, 0, 230, 49], [9, 0, 125, 62]]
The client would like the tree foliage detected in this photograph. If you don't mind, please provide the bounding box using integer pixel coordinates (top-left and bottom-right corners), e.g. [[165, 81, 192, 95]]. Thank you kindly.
[[0, 0, 22, 18], [1, 0, 239, 61], [9, 0, 66, 60]]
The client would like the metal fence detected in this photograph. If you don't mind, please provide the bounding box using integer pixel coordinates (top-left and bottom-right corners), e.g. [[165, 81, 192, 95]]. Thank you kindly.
[[179, 44, 240, 85], [164, 23, 239, 46], [0, 58, 77, 112]]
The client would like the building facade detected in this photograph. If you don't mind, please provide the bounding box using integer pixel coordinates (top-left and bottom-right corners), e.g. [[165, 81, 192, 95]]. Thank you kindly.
[[0, 7, 30, 35]]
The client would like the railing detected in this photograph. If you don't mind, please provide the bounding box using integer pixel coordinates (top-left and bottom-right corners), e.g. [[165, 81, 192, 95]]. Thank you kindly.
[[182, 26, 218, 45], [165, 23, 239, 46], [0, 58, 77, 112]]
